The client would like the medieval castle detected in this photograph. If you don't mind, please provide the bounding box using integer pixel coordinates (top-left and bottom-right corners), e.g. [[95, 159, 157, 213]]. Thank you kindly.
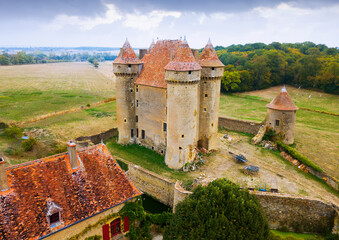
[[113, 38, 298, 170]]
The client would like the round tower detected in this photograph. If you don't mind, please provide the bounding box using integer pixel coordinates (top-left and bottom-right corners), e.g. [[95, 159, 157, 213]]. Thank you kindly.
[[164, 38, 202, 169], [198, 39, 225, 150], [113, 39, 143, 144], [266, 86, 298, 144]]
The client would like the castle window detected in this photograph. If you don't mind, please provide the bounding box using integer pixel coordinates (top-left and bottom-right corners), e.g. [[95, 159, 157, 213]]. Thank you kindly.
[[152, 147, 154, 150], [130, 89, 133, 92], [163, 122, 167, 132], [49, 212, 60, 226], [212, 67, 215, 70], [188, 71, 192, 74], [205, 94, 208, 97], [137, 100, 139, 107], [275, 120, 280, 126], [204, 81, 207, 84], [137, 128, 139, 138], [204, 108, 207, 112], [124, 119, 127, 123], [131, 103, 134, 107], [136, 115, 138, 122], [211, 123, 214, 127], [142, 130, 145, 139], [181, 134, 185, 138], [128, 64, 131, 68], [136, 85, 139, 92], [161, 150, 164, 154], [131, 129, 134, 138], [110, 218, 121, 237], [179, 147, 182, 150]]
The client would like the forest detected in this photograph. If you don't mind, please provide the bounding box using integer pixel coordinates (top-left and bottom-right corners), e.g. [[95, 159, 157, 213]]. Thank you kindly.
[[216, 41, 339, 94], [0, 51, 116, 65]]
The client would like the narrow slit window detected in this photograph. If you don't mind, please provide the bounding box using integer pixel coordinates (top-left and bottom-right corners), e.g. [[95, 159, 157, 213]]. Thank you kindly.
[[212, 67, 215, 70], [137, 100, 139, 107], [203, 108, 207, 112], [205, 93, 208, 97], [136, 85, 139, 92], [141, 130, 145, 139], [130, 89, 133, 92], [124, 119, 127, 123], [188, 71, 192, 74], [136, 128, 139, 138], [181, 134, 185, 138], [131, 129, 134, 138], [179, 147, 182, 150], [136, 115, 138, 122], [275, 120, 280, 126], [128, 64, 131, 68], [163, 122, 167, 132]]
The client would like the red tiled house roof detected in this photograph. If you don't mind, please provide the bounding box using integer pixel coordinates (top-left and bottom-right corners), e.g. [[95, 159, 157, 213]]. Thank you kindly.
[[0, 144, 141, 240], [164, 39, 201, 71], [113, 39, 143, 64], [199, 39, 224, 67], [135, 40, 182, 89], [266, 86, 299, 111]]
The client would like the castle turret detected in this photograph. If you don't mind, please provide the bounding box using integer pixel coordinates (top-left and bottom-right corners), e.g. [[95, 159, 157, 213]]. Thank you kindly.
[[266, 86, 298, 144], [113, 39, 143, 144], [164, 38, 202, 169], [198, 39, 224, 150]]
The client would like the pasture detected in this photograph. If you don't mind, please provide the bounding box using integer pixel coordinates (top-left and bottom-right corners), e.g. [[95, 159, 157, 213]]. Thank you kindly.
[[0, 62, 115, 122]]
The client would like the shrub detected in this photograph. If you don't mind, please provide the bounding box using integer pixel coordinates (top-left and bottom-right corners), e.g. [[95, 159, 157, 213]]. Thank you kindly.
[[84, 236, 101, 240], [277, 141, 323, 172], [4, 126, 23, 138], [263, 129, 277, 141], [22, 137, 37, 151], [163, 178, 269, 240]]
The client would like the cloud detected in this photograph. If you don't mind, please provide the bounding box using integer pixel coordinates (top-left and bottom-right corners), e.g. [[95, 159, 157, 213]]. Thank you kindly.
[[48, 3, 122, 31], [253, 2, 312, 18], [123, 10, 181, 31]]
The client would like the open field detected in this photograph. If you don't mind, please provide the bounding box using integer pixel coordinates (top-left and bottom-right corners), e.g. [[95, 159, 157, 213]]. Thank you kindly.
[[219, 86, 339, 179], [0, 62, 115, 122]]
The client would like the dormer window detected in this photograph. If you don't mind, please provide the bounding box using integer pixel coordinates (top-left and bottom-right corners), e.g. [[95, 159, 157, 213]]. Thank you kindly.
[[46, 198, 62, 228]]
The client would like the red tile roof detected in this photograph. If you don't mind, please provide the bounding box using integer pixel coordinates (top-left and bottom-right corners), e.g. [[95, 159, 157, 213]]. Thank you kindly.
[[164, 39, 202, 71], [199, 39, 224, 67], [266, 86, 299, 111], [135, 40, 182, 88], [113, 40, 143, 64], [0, 144, 141, 240], [147, 40, 155, 54]]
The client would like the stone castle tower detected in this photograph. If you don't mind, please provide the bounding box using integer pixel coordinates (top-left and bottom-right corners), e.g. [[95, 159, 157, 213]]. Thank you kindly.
[[266, 86, 298, 144], [113, 38, 224, 170], [113, 40, 143, 144]]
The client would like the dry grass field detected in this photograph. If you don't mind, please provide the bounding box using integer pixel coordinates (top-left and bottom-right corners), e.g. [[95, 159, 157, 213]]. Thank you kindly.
[[219, 86, 339, 179], [0, 62, 115, 122]]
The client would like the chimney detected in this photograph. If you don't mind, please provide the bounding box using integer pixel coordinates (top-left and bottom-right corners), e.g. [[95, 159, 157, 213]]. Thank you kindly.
[[0, 157, 9, 191], [171, 50, 175, 61], [67, 140, 78, 169], [191, 49, 199, 62], [139, 49, 147, 59]]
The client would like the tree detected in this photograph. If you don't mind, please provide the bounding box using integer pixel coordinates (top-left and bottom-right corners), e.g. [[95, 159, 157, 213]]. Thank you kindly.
[[0, 55, 10, 65], [164, 179, 269, 240], [221, 70, 241, 92]]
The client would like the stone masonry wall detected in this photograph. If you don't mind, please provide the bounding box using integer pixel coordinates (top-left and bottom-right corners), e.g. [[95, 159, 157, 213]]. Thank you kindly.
[[125, 163, 176, 207], [218, 116, 263, 135], [254, 192, 338, 234], [75, 128, 118, 144]]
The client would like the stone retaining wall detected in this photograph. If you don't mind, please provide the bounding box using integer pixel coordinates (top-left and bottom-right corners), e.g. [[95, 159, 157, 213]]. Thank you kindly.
[[124, 162, 176, 207], [76, 128, 118, 144], [218, 116, 263, 135]]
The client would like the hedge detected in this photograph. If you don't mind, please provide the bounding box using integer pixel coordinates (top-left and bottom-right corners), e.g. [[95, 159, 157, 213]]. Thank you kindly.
[[277, 141, 323, 173]]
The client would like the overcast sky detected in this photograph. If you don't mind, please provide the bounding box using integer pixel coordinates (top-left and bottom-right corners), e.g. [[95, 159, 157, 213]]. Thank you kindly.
[[0, 0, 338, 48]]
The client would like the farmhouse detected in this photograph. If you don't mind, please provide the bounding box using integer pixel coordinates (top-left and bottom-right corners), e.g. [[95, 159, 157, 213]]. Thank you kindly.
[[0, 143, 141, 240], [113, 38, 224, 170]]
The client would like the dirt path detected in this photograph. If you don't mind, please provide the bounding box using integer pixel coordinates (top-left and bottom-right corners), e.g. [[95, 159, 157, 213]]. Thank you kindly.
[[190, 131, 339, 206]]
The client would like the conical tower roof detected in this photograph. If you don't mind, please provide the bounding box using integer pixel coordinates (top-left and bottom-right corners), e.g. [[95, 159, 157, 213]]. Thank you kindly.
[[147, 39, 155, 54], [113, 39, 143, 64], [199, 39, 224, 67], [266, 86, 299, 111], [164, 38, 201, 71]]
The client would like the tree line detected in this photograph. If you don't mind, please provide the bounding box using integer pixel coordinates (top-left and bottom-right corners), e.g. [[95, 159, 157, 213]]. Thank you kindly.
[[0, 51, 117, 66], [217, 41, 339, 94]]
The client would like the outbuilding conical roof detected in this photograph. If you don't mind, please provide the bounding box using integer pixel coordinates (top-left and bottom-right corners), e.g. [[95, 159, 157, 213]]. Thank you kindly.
[[147, 39, 155, 54], [164, 37, 201, 71], [113, 39, 143, 64], [266, 86, 299, 111], [199, 39, 224, 67]]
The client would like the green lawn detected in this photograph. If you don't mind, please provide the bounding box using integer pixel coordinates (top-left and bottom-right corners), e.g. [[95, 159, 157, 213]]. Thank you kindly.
[[105, 140, 191, 183], [271, 230, 325, 240]]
